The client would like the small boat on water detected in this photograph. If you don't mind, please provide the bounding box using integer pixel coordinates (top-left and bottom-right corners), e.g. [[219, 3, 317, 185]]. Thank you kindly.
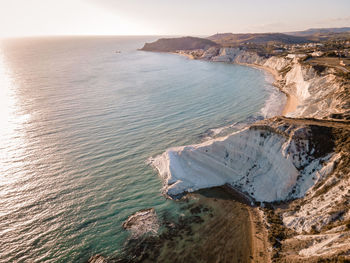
[[115, 50, 121, 54]]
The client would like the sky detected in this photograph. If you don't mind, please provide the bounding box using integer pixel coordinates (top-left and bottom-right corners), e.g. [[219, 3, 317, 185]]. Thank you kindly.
[[0, 0, 350, 37]]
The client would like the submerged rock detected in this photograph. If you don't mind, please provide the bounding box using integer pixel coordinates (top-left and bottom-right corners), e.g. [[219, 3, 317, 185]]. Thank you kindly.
[[88, 254, 109, 263], [115, 188, 257, 263], [122, 208, 159, 238]]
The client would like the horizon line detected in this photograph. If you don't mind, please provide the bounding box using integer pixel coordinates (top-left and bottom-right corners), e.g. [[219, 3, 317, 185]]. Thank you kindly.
[[2, 25, 350, 40]]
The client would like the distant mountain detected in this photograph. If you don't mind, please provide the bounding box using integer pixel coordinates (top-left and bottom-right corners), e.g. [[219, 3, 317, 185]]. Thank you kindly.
[[287, 27, 350, 36], [140, 37, 219, 52], [207, 33, 311, 46]]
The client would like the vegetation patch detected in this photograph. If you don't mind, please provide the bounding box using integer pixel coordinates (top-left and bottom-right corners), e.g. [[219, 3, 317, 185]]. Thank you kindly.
[[312, 64, 327, 74]]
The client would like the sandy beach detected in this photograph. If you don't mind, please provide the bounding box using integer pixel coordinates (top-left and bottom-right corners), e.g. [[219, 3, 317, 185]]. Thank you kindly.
[[235, 62, 301, 116], [282, 94, 298, 115], [237, 62, 299, 116]]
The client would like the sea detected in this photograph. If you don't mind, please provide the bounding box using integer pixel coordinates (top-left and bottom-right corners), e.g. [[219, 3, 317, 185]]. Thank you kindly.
[[0, 36, 285, 262]]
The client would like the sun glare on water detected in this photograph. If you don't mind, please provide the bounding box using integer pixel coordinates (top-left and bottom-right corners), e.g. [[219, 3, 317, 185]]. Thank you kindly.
[[0, 50, 16, 138], [0, 48, 28, 188], [0, 50, 15, 185]]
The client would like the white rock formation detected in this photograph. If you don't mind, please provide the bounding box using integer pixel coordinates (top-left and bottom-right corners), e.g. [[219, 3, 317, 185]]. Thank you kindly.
[[263, 56, 290, 71], [282, 152, 347, 233], [151, 123, 336, 203], [200, 47, 347, 119]]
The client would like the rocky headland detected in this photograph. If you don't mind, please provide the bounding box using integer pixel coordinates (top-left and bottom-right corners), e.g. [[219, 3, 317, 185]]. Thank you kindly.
[[140, 36, 218, 52]]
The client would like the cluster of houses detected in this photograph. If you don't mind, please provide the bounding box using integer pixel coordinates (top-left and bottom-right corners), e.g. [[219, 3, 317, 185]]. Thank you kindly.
[[238, 39, 350, 68], [269, 43, 325, 55], [271, 41, 350, 64]]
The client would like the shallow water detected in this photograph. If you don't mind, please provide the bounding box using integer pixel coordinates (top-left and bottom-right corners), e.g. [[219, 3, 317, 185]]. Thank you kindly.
[[117, 187, 253, 263], [0, 36, 283, 262]]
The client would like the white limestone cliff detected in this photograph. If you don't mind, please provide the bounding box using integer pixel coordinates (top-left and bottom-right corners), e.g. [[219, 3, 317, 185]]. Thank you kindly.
[[150, 122, 337, 203], [198, 47, 347, 119]]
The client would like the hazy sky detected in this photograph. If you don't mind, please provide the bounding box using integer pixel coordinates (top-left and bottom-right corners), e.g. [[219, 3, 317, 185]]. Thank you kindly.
[[1, 0, 350, 37]]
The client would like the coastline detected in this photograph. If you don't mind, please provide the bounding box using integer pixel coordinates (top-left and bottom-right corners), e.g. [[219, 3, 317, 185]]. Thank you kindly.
[[146, 51, 278, 262], [143, 43, 350, 262], [115, 186, 265, 263], [235, 62, 298, 116], [156, 53, 295, 262], [175, 53, 299, 117]]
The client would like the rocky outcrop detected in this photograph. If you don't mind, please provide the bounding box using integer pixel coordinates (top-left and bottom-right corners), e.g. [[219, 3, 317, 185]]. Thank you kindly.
[[150, 117, 341, 202], [122, 208, 159, 238], [282, 63, 348, 119], [278, 119, 350, 261]]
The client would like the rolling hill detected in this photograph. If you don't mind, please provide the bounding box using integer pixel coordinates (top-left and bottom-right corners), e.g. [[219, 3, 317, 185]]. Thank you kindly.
[[140, 37, 219, 52], [287, 27, 350, 36], [207, 33, 311, 46]]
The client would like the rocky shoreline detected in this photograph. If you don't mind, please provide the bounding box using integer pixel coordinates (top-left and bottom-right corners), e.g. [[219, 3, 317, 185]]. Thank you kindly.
[[89, 41, 350, 262], [90, 187, 269, 263], [146, 44, 350, 261]]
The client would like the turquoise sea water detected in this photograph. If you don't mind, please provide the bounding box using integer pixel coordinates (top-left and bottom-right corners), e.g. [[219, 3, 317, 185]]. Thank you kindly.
[[0, 36, 281, 262]]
